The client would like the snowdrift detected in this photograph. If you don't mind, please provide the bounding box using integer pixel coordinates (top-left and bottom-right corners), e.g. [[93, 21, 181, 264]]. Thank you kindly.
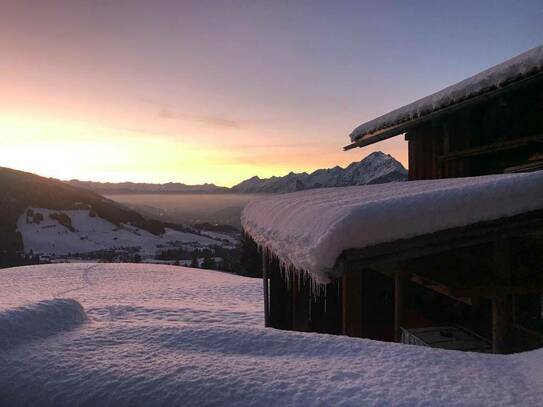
[[0, 298, 87, 350], [0, 263, 542, 406]]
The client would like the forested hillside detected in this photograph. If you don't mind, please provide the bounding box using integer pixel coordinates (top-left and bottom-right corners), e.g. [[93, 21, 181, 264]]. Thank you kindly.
[[0, 167, 163, 266]]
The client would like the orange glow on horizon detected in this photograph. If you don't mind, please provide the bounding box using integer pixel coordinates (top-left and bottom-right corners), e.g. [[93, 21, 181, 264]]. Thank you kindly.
[[2, 0, 539, 188], [0, 109, 408, 187]]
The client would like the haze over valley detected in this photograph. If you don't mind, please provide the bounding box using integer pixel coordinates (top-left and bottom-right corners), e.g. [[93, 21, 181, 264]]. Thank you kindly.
[[73, 152, 407, 226]]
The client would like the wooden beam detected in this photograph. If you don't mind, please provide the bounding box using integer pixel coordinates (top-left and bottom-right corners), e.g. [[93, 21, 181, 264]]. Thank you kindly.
[[439, 134, 543, 161], [339, 209, 543, 270], [410, 273, 473, 305], [504, 160, 543, 174]]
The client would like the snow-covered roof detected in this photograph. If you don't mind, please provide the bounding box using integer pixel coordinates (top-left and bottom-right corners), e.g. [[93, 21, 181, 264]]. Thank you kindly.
[[348, 44, 543, 148], [241, 171, 543, 284]]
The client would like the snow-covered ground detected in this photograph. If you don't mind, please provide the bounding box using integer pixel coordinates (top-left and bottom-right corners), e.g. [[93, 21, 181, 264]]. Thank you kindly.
[[1, 263, 542, 406], [17, 208, 235, 258], [242, 170, 543, 283]]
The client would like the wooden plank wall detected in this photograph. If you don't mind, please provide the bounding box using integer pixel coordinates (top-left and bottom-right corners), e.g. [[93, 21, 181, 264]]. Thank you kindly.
[[406, 82, 543, 180]]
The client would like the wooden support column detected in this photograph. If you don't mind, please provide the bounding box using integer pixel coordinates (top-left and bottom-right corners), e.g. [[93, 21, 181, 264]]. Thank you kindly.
[[342, 265, 363, 337], [262, 251, 270, 327], [394, 273, 407, 342], [292, 273, 310, 332], [492, 295, 512, 353], [324, 280, 342, 334], [492, 240, 512, 354]]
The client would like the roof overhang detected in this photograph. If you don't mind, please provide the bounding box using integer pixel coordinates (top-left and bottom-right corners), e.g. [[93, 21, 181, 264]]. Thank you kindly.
[[335, 208, 543, 270], [344, 70, 543, 151]]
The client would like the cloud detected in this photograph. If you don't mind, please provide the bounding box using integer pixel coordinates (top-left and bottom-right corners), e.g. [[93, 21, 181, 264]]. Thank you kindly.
[[158, 107, 240, 129], [158, 107, 179, 120], [200, 116, 239, 128]]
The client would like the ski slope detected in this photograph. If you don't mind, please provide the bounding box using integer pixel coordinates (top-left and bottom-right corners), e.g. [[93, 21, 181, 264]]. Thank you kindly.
[[1, 263, 542, 406]]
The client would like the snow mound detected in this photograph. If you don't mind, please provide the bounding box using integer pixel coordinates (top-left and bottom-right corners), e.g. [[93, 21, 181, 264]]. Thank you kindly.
[[0, 298, 87, 350], [242, 170, 543, 283], [0, 263, 542, 406], [350, 44, 543, 142]]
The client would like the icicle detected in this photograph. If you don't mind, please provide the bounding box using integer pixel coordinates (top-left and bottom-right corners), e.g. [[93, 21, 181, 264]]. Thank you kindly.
[[246, 231, 329, 298]]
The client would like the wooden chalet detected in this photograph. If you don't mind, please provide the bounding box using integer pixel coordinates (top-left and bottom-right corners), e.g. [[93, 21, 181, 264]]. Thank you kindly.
[[243, 44, 543, 354]]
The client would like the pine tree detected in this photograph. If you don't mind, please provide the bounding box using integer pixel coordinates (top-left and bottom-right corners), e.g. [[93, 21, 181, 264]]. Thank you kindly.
[[190, 252, 199, 268], [201, 256, 215, 270]]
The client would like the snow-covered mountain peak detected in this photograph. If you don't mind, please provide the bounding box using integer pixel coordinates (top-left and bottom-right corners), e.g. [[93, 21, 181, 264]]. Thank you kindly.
[[232, 151, 407, 193]]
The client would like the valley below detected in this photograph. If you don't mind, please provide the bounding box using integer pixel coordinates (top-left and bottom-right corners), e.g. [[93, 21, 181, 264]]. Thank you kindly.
[[105, 192, 264, 227]]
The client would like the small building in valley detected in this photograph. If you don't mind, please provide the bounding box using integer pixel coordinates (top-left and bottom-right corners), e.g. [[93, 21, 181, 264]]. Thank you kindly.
[[242, 44, 543, 354]]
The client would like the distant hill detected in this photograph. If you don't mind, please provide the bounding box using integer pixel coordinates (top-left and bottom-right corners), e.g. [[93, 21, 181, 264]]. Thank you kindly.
[[0, 167, 165, 260], [67, 180, 228, 194], [68, 151, 407, 195], [0, 167, 240, 268], [231, 151, 407, 193]]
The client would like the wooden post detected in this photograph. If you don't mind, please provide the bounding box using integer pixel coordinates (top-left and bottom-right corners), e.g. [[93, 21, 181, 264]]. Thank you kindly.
[[492, 295, 512, 353], [324, 280, 342, 334], [394, 273, 406, 342], [292, 273, 310, 332], [342, 265, 363, 337], [262, 251, 270, 327], [492, 241, 512, 354]]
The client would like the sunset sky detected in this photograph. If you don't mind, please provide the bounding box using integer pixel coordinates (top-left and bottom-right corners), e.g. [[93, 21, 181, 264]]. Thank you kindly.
[[1, 1, 542, 186]]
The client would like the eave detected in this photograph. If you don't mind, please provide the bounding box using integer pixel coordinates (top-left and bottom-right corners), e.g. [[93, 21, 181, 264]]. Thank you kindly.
[[344, 71, 543, 151]]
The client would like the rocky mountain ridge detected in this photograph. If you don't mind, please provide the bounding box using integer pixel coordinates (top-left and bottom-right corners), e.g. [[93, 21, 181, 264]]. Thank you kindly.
[[231, 151, 407, 193], [68, 151, 407, 194]]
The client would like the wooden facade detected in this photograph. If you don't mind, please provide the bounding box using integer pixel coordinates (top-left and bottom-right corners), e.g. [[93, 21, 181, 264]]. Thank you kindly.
[[406, 76, 543, 180], [251, 62, 543, 354]]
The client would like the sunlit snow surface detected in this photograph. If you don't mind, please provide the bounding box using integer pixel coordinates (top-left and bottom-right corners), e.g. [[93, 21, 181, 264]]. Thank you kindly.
[[1, 263, 542, 406]]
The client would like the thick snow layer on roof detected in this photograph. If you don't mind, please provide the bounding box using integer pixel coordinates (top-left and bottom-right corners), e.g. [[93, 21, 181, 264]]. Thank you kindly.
[[1, 263, 543, 406], [242, 171, 543, 283], [349, 44, 543, 142]]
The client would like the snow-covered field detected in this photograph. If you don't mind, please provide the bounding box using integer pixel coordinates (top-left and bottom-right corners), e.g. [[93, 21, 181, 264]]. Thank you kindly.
[[1, 264, 542, 406], [17, 208, 234, 258]]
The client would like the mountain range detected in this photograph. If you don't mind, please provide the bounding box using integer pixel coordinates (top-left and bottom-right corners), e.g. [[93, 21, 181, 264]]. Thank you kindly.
[[232, 151, 407, 193], [68, 151, 407, 194], [67, 180, 228, 194]]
